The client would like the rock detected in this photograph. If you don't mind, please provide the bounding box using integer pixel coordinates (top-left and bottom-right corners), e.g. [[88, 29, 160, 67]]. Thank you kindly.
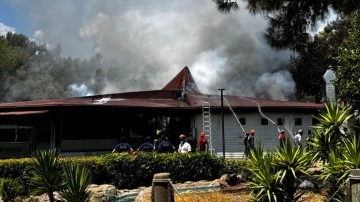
[[29, 192, 62, 202], [219, 174, 248, 191], [299, 179, 318, 189], [134, 187, 152, 202], [135, 179, 220, 202], [219, 174, 238, 188], [88, 184, 117, 202], [22, 184, 116, 202]]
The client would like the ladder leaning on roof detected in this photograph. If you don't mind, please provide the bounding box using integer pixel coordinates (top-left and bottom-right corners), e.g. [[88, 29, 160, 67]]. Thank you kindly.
[[202, 102, 214, 154]]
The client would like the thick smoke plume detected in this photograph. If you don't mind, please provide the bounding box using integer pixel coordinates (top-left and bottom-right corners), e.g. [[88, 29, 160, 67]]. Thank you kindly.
[[4, 0, 294, 101]]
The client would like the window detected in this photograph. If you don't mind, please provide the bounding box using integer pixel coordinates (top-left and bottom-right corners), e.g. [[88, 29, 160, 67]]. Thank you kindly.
[[312, 118, 319, 126], [238, 118, 246, 125], [294, 118, 302, 125], [277, 118, 283, 125], [261, 118, 268, 125]]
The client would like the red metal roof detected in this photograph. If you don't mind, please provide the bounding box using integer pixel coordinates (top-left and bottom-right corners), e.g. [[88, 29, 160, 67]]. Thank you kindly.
[[186, 93, 323, 109], [0, 110, 48, 116], [162, 66, 200, 93], [0, 91, 323, 110], [0, 66, 324, 110]]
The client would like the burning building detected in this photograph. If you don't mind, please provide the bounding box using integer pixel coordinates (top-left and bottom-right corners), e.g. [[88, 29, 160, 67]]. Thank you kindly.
[[0, 66, 323, 158]]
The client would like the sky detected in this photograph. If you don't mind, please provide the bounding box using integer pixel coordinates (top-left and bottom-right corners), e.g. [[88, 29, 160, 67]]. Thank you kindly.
[[0, 0, 296, 101]]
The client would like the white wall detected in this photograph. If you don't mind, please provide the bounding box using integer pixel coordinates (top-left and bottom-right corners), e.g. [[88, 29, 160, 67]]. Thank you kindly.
[[193, 110, 315, 158]]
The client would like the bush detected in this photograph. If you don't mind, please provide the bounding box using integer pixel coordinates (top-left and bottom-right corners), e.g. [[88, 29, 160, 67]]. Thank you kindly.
[[0, 152, 228, 190], [220, 158, 248, 175], [102, 152, 224, 188], [0, 178, 23, 202]]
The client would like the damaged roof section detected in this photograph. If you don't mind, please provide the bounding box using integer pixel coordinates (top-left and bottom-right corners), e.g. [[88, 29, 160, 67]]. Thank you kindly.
[[0, 66, 324, 111], [162, 66, 200, 93]]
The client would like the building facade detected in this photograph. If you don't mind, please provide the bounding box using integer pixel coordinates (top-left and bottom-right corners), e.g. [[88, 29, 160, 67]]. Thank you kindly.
[[0, 67, 323, 158]]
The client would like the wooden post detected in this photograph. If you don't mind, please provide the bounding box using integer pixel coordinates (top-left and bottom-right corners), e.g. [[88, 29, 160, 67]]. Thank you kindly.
[[151, 172, 174, 202], [350, 169, 360, 202]]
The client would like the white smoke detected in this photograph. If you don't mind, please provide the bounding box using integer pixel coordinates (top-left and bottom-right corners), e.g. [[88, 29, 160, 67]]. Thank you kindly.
[[0, 22, 15, 36], [69, 84, 94, 97], [3, 0, 294, 100]]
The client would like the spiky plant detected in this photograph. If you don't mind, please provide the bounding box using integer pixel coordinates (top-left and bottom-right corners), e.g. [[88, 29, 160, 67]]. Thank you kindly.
[[311, 101, 353, 164], [30, 149, 63, 202], [274, 139, 314, 201], [60, 163, 92, 202], [312, 101, 352, 141], [321, 136, 360, 201], [244, 140, 313, 202], [246, 148, 283, 202], [308, 130, 334, 164]]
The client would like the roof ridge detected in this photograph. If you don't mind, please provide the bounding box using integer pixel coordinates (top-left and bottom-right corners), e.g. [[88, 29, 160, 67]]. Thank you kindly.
[[162, 66, 200, 93]]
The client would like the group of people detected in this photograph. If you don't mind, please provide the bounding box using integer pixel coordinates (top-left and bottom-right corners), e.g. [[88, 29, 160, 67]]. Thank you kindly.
[[278, 127, 313, 149], [112, 131, 209, 154], [243, 127, 314, 157]]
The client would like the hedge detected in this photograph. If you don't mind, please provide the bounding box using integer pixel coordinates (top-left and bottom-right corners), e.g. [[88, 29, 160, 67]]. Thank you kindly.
[[0, 152, 247, 191]]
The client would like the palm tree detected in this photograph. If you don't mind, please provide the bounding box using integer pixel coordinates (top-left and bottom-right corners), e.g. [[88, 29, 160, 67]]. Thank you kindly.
[[60, 163, 92, 202], [30, 149, 63, 202]]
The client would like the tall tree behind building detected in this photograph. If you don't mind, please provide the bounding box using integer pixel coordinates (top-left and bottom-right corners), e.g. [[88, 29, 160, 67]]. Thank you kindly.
[[0, 33, 106, 102]]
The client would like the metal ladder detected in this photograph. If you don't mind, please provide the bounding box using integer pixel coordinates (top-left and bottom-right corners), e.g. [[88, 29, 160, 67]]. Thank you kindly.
[[202, 102, 214, 154]]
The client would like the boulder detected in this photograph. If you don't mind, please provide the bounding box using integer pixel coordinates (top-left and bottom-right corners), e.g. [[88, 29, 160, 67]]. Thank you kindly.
[[88, 184, 117, 202]]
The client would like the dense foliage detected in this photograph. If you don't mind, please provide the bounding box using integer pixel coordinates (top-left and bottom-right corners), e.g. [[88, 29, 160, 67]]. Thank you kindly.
[[0, 151, 227, 198], [214, 1, 360, 107], [243, 140, 313, 201], [214, 0, 360, 52], [333, 11, 360, 109], [0, 33, 106, 102]]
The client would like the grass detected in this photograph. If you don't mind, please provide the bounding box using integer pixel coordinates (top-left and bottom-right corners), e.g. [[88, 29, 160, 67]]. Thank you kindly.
[[174, 190, 326, 202], [138, 189, 326, 202]]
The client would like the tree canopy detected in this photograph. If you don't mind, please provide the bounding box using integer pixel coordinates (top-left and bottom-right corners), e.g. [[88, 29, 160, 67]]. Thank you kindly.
[[0, 33, 107, 102], [289, 16, 352, 102], [214, 0, 360, 108], [333, 11, 360, 109], [214, 0, 360, 52]]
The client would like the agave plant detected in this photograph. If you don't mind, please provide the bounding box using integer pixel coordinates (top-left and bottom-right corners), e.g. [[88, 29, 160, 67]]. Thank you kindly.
[[244, 141, 313, 202], [312, 101, 353, 141], [60, 163, 92, 202], [308, 130, 335, 164], [245, 145, 283, 202], [30, 149, 63, 202], [274, 139, 314, 201], [320, 136, 360, 201], [311, 101, 353, 164]]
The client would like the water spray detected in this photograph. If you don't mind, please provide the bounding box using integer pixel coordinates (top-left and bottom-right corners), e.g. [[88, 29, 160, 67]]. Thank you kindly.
[[282, 116, 295, 138], [239, 96, 277, 125], [224, 97, 246, 133]]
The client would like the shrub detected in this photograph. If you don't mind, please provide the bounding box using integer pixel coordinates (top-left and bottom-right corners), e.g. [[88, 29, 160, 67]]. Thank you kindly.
[[60, 163, 92, 202], [0, 178, 23, 202]]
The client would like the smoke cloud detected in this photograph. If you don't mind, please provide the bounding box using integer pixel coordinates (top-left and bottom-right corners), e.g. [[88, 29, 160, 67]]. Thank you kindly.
[[4, 0, 294, 101], [0, 22, 15, 35]]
